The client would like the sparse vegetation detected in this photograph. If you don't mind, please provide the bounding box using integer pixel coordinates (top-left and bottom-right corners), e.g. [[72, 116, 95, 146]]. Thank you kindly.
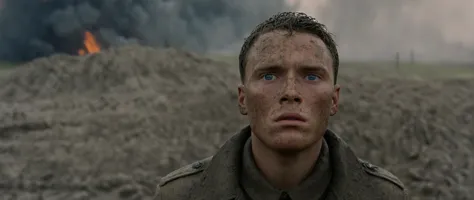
[[0, 47, 472, 199]]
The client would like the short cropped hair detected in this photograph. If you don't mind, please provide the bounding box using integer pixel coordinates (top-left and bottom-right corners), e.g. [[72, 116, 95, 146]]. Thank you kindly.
[[238, 12, 339, 84]]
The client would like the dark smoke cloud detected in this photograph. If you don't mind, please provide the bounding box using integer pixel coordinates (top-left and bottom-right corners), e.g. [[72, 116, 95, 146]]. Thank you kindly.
[[0, 0, 290, 62], [300, 0, 474, 62]]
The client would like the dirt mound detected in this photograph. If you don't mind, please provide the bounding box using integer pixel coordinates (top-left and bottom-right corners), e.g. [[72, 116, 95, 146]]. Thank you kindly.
[[333, 78, 474, 199], [0, 45, 473, 199], [0, 45, 237, 102]]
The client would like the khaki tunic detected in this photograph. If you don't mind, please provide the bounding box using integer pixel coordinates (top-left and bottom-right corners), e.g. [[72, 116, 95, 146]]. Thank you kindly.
[[241, 137, 332, 200], [154, 126, 409, 200]]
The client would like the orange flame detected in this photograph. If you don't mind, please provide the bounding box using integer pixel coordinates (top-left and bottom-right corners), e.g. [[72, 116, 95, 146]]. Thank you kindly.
[[78, 31, 101, 55]]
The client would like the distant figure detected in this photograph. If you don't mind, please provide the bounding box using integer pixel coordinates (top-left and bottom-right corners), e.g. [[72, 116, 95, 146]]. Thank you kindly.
[[154, 12, 408, 200]]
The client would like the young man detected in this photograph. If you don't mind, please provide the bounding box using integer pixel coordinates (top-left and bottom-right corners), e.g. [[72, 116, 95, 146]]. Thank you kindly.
[[155, 12, 408, 200]]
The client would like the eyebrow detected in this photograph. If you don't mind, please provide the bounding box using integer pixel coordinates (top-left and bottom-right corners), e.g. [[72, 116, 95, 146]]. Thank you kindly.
[[299, 65, 329, 74], [252, 63, 330, 76], [253, 65, 282, 73]]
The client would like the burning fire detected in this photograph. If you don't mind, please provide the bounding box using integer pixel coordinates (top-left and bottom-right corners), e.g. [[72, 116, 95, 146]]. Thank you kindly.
[[78, 31, 101, 55]]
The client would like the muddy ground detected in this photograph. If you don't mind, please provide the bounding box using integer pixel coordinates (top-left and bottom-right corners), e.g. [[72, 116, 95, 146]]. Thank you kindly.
[[0, 45, 473, 200]]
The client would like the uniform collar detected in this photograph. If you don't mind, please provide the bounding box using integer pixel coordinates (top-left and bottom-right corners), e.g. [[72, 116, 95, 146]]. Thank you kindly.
[[240, 136, 332, 200], [189, 125, 371, 200]]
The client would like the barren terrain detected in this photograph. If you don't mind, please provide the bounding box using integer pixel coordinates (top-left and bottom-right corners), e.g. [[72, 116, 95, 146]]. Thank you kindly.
[[0, 45, 473, 199]]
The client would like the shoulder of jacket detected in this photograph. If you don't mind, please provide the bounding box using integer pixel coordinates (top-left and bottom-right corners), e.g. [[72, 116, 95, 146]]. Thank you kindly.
[[159, 156, 213, 187], [358, 159, 406, 191]]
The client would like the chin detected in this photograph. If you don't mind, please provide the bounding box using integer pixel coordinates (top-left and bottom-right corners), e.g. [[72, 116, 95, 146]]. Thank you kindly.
[[267, 130, 311, 153]]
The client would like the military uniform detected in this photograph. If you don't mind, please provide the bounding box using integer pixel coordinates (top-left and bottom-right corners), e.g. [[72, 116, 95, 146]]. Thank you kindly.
[[154, 126, 409, 200], [241, 136, 332, 199]]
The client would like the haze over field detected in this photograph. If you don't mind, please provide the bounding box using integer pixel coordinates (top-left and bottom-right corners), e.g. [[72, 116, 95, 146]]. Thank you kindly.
[[0, 0, 472, 62], [293, 0, 474, 62], [0, 1, 473, 200]]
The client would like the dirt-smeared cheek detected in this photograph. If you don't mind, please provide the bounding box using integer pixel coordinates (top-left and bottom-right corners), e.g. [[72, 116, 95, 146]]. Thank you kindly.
[[307, 87, 333, 122], [245, 83, 280, 127]]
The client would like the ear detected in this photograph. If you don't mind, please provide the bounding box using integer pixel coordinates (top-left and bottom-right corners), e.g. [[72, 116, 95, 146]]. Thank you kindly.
[[238, 84, 248, 115], [330, 84, 340, 116]]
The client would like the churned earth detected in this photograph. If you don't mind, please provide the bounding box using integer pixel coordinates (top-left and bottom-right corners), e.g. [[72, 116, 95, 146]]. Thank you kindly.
[[0, 45, 473, 200]]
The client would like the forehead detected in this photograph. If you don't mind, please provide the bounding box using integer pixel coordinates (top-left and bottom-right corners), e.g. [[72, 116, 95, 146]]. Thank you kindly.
[[246, 30, 332, 70]]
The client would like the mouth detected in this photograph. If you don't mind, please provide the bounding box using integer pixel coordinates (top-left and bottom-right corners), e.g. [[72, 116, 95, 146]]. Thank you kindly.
[[275, 113, 307, 122]]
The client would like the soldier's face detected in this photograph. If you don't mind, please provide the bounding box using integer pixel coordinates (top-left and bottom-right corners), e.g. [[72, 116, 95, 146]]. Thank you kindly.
[[238, 30, 340, 152]]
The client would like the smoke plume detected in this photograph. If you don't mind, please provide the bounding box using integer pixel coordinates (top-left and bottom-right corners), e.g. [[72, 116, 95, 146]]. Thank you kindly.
[[0, 0, 289, 62], [1, 0, 472, 63], [294, 0, 474, 62]]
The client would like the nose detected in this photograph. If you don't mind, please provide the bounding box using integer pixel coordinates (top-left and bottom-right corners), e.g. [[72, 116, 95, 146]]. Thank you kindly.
[[279, 77, 302, 104]]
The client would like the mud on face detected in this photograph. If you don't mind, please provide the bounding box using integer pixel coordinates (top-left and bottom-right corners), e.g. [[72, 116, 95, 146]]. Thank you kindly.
[[238, 30, 340, 152]]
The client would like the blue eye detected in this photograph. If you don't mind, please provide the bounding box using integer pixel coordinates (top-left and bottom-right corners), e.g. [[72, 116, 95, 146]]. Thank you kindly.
[[306, 74, 319, 81], [263, 74, 276, 81]]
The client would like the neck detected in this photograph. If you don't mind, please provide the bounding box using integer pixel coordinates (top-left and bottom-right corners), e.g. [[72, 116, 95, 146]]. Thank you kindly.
[[251, 134, 323, 190]]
